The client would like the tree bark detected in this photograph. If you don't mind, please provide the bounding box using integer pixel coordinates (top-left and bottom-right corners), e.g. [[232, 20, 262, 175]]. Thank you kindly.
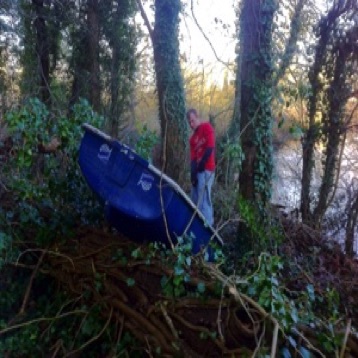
[[238, 0, 276, 207], [32, 0, 50, 105], [87, 0, 101, 112], [153, 0, 188, 184], [108, 0, 136, 138], [300, 1, 357, 226], [345, 191, 358, 257]]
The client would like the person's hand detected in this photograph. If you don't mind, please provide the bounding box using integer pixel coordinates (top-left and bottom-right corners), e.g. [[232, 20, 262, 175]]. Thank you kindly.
[[190, 160, 198, 187], [197, 161, 205, 172]]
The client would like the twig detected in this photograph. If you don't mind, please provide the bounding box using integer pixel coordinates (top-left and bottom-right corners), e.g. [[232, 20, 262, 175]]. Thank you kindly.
[[50, 339, 64, 358], [136, 0, 154, 44], [65, 307, 114, 357], [160, 303, 179, 339], [252, 323, 265, 358], [0, 180, 9, 191], [292, 327, 326, 358], [190, 0, 230, 68], [19, 249, 46, 315], [159, 90, 175, 251], [16, 248, 75, 270], [0, 310, 87, 336], [339, 319, 351, 358]]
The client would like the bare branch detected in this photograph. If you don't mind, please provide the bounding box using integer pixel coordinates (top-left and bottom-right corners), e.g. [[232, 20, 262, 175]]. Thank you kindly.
[[136, 0, 154, 44], [190, 0, 230, 68]]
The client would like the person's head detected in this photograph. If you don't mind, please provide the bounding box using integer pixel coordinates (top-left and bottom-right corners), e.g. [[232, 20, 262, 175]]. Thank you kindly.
[[186, 108, 201, 130]]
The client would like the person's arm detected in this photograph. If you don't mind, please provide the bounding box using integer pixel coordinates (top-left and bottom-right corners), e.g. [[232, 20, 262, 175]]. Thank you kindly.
[[197, 147, 213, 172], [191, 160, 198, 186]]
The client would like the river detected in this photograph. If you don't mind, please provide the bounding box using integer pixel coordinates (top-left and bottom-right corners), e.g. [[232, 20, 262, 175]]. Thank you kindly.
[[271, 136, 358, 255]]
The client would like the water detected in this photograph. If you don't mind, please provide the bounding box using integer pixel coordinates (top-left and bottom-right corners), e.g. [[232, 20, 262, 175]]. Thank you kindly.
[[271, 137, 358, 255]]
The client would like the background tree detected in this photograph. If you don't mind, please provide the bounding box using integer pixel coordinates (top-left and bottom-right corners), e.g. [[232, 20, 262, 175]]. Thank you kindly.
[[300, 0, 357, 227], [69, 0, 101, 112], [18, 0, 72, 106], [102, 0, 137, 138]]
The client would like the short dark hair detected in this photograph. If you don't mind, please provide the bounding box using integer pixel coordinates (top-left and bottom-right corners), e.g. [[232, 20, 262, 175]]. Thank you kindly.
[[186, 108, 198, 120]]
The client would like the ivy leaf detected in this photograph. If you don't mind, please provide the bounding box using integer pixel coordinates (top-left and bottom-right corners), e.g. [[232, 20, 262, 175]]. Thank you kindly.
[[288, 335, 297, 348], [299, 346, 312, 358], [126, 278, 135, 287], [197, 282, 205, 293], [174, 266, 184, 276], [281, 347, 292, 358], [306, 284, 315, 301]]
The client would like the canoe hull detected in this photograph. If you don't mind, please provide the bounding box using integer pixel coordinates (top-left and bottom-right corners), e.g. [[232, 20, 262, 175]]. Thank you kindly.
[[79, 124, 223, 254]]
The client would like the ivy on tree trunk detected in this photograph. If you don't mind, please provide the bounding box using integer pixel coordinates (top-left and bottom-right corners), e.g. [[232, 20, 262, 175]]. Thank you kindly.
[[300, 0, 357, 228], [237, 0, 277, 209], [153, 0, 188, 184]]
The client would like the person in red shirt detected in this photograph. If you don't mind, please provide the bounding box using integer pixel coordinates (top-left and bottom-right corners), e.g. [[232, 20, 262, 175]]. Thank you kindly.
[[187, 108, 215, 226]]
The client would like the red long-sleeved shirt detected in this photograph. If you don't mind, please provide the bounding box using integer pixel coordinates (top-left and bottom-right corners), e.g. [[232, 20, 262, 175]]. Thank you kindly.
[[189, 122, 215, 171]]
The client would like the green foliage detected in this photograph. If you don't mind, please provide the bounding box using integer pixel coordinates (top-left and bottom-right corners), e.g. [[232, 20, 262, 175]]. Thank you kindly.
[[134, 124, 159, 161], [219, 138, 244, 186], [1, 98, 104, 247], [252, 86, 274, 211], [160, 236, 194, 298], [156, 235, 223, 298], [0, 232, 13, 270], [237, 252, 345, 355], [237, 197, 283, 255], [244, 254, 299, 331]]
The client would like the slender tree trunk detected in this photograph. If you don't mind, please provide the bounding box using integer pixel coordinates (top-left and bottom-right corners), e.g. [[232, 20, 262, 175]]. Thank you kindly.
[[87, 0, 101, 112], [345, 191, 358, 257], [33, 0, 50, 105], [153, 0, 187, 184], [109, 4, 122, 137], [108, 0, 136, 138], [273, 0, 305, 87], [312, 48, 346, 225], [300, 9, 331, 224], [301, 1, 357, 226], [69, 0, 101, 112]]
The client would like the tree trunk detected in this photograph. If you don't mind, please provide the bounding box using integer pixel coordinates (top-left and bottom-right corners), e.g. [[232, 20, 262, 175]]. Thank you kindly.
[[312, 47, 347, 225], [69, 0, 101, 112], [108, 0, 136, 138], [87, 0, 101, 112], [32, 0, 50, 105], [238, 0, 276, 208], [345, 191, 358, 257], [153, 0, 187, 184], [300, 1, 357, 226], [300, 8, 330, 224]]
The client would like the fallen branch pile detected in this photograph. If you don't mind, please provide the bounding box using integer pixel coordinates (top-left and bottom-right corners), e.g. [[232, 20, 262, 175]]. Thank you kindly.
[[280, 217, 358, 322], [2, 225, 358, 357], [44, 227, 278, 356]]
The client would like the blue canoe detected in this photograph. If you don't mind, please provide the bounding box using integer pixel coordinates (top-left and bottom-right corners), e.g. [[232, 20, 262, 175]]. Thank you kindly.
[[78, 123, 223, 255]]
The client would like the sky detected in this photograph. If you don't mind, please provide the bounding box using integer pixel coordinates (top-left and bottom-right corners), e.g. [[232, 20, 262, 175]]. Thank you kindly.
[[180, 0, 236, 83], [181, 0, 236, 63], [137, 0, 237, 85]]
